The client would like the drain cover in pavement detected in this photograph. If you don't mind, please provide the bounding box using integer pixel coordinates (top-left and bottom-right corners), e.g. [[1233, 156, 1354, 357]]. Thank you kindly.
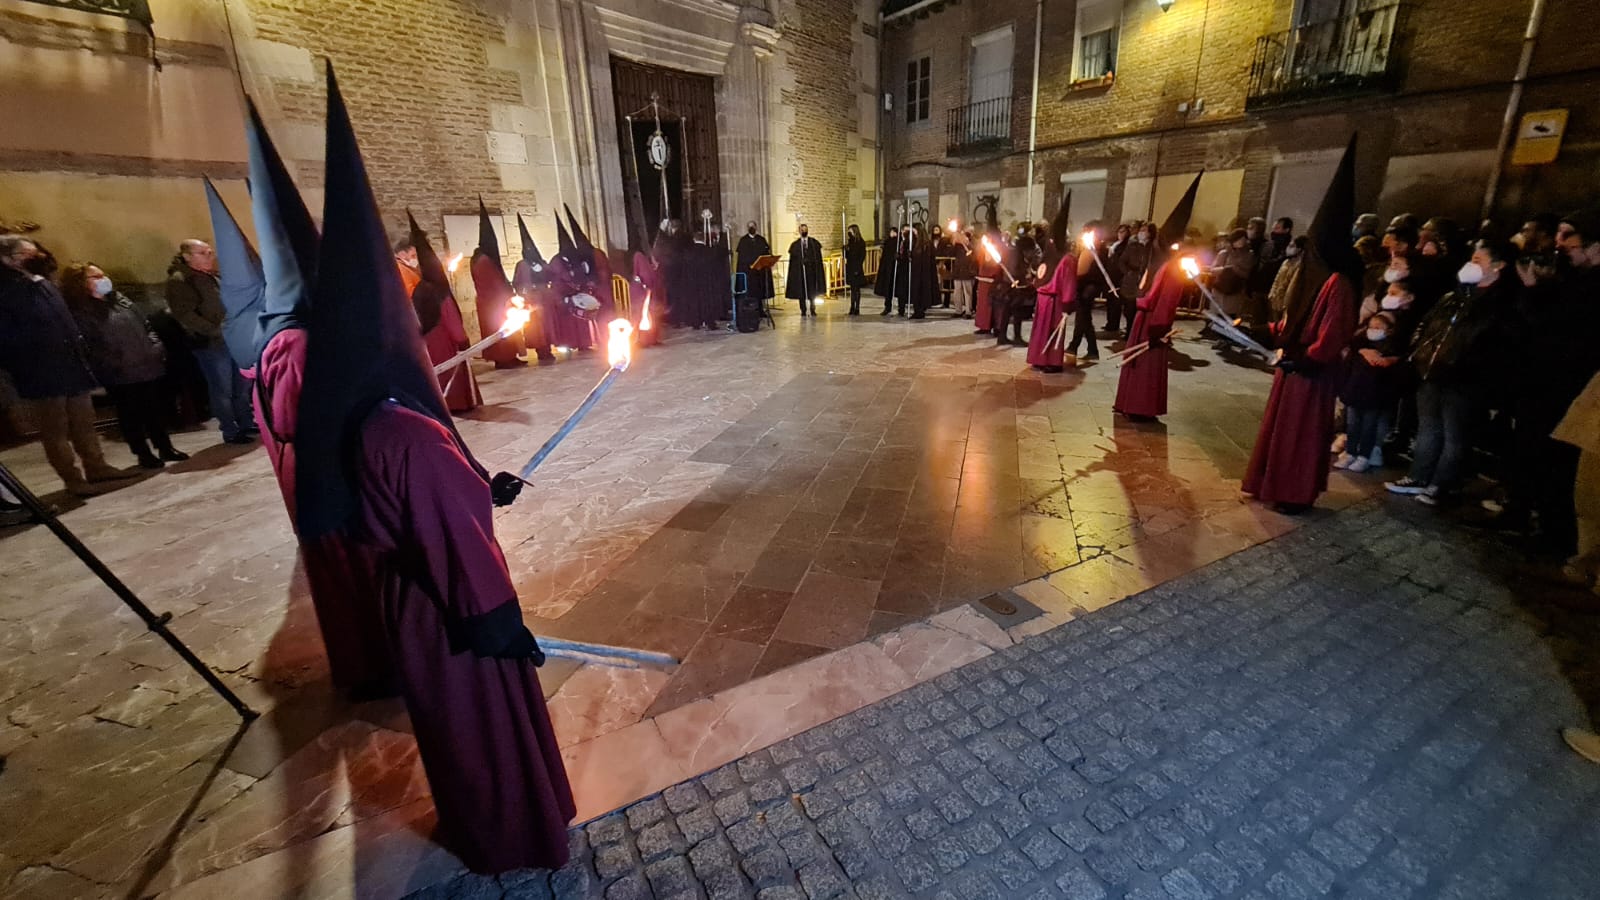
[[972, 590, 1044, 629]]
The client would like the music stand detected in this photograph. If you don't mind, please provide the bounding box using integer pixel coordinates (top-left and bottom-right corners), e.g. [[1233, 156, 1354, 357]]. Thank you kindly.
[[750, 255, 780, 326]]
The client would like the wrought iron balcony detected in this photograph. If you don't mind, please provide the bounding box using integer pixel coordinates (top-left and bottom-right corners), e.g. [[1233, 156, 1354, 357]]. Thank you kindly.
[[947, 97, 1012, 155], [1247, 2, 1405, 108]]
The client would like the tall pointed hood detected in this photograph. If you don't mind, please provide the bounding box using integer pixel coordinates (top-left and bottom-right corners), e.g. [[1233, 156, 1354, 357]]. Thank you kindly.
[[564, 204, 592, 254], [1281, 135, 1359, 349], [516, 213, 545, 266], [555, 213, 575, 256], [296, 61, 483, 539], [245, 98, 319, 358], [202, 178, 265, 370], [476, 197, 503, 269], [1158, 172, 1203, 248], [1049, 189, 1073, 254], [407, 210, 451, 335]]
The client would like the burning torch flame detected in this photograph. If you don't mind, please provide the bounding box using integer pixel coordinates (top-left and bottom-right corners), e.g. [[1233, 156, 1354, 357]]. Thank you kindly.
[[446, 252, 465, 274], [1082, 230, 1097, 250], [981, 235, 1003, 264], [1179, 257, 1201, 280], [501, 296, 531, 336], [1170, 243, 1180, 252], [639, 292, 654, 332], [607, 318, 634, 370], [947, 218, 959, 233]]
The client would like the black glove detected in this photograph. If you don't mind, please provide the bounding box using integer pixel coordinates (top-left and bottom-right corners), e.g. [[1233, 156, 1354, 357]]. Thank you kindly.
[[496, 626, 548, 666], [491, 472, 524, 507], [1275, 357, 1297, 374]]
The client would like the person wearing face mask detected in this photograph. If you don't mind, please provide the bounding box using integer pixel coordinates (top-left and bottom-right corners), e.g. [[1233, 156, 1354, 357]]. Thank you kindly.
[[785, 224, 825, 317], [1107, 222, 1151, 338], [1384, 240, 1518, 506], [61, 263, 185, 469], [0, 235, 132, 495], [736, 221, 775, 306], [1267, 235, 1309, 326], [1334, 311, 1403, 473], [1489, 211, 1600, 554], [844, 224, 866, 316]]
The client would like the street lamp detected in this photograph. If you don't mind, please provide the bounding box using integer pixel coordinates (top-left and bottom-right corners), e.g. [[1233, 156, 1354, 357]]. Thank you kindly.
[[1156, 0, 1175, 11]]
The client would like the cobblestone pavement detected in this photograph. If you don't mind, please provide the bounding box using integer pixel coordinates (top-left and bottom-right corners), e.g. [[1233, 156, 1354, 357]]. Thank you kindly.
[[412, 499, 1600, 900]]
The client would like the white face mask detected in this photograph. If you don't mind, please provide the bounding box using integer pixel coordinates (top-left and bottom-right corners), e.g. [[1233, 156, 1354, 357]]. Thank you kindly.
[[1367, 329, 1387, 342], [1382, 266, 1403, 283], [1135, 233, 1149, 245], [1457, 261, 1485, 284], [91, 276, 113, 297], [1285, 246, 1301, 257], [1380, 294, 1408, 310]]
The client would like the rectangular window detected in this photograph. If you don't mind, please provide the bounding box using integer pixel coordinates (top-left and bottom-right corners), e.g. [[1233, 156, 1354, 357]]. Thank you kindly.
[[1077, 29, 1117, 80], [1073, 0, 1121, 82], [906, 56, 931, 124]]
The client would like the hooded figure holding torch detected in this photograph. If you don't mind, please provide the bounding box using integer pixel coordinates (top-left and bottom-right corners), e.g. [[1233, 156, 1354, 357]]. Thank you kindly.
[[1113, 173, 1203, 419], [1242, 135, 1362, 514], [294, 63, 576, 874]]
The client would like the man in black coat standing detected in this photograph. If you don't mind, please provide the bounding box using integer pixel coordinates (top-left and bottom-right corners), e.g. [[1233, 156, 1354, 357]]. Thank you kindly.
[[736, 222, 774, 303], [786, 224, 825, 317]]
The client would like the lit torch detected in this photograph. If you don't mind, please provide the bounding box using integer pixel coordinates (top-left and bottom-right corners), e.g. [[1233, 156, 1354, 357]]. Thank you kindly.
[[979, 235, 1016, 281], [639, 291, 654, 332], [947, 218, 959, 233], [433, 296, 531, 375], [517, 319, 636, 480], [1082, 230, 1121, 297], [446, 252, 465, 274], [1179, 256, 1275, 361]]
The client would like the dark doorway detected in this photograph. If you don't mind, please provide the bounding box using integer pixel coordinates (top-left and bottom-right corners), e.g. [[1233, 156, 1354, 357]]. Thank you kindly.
[[611, 56, 722, 250]]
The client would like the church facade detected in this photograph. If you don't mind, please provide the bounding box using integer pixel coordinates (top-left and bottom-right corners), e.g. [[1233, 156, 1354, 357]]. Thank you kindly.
[[0, 0, 882, 301]]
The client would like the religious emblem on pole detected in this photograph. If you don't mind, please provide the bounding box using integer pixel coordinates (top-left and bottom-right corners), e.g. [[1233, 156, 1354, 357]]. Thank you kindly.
[[646, 93, 673, 226]]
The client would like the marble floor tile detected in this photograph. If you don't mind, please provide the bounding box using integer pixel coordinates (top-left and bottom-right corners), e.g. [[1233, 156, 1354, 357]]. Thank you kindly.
[[771, 571, 879, 649], [704, 586, 795, 645]]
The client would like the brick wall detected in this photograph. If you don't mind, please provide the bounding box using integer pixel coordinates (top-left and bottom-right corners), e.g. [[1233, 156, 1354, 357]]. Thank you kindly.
[[774, 0, 869, 249], [241, 0, 537, 243], [884, 0, 1600, 229]]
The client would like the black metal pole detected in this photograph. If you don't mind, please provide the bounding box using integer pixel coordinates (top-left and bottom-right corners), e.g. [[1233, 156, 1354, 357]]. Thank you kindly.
[[0, 462, 258, 721]]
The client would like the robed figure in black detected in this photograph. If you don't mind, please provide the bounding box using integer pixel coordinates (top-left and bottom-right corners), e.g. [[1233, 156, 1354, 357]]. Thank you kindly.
[[785, 224, 825, 317], [736, 222, 774, 302], [874, 227, 899, 314], [844, 225, 867, 315], [909, 223, 938, 319]]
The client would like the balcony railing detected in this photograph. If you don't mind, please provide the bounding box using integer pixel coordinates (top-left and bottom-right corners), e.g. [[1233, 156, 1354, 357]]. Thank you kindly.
[[946, 97, 1011, 155], [1247, 2, 1405, 108]]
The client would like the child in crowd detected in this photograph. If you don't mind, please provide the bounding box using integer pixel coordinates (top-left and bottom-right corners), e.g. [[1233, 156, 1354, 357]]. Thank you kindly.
[[1336, 310, 1405, 472]]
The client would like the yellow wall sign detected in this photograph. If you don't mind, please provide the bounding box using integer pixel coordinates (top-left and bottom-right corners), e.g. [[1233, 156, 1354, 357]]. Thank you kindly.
[[1511, 109, 1568, 166]]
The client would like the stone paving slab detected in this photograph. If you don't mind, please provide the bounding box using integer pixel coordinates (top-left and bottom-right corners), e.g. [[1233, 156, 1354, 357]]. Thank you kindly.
[[410, 499, 1600, 899]]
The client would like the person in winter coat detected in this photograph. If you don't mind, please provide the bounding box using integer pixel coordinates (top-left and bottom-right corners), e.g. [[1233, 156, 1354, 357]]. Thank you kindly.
[[61, 264, 187, 469], [1384, 240, 1517, 505], [844, 225, 866, 316], [0, 236, 129, 495], [166, 239, 256, 443], [949, 231, 978, 318], [1110, 222, 1155, 336]]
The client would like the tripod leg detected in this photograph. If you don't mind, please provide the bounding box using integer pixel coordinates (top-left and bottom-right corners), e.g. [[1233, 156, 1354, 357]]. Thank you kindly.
[[0, 462, 258, 721]]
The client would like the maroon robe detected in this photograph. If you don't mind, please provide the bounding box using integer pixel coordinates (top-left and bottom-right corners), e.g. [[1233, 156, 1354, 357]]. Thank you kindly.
[[354, 401, 575, 873], [471, 254, 526, 367], [512, 261, 557, 363], [1027, 257, 1077, 368], [1242, 274, 1358, 506], [975, 251, 1001, 331], [424, 296, 483, 413], [253, 329, 395, 697], [546, 258, 601, 351], [1114, 260, 1186, 418]]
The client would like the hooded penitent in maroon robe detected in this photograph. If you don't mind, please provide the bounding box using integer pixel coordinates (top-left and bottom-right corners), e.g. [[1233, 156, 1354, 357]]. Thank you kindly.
[[1027, 254, 1076, 369], [1241, 273, 1358, 507], [351, 402, 576, 872], [471, 251, 525, 368], [293, 63, 574, 873], [254, 329, 395, 696], [975, 248, 1000, 333], [1114, 259, 1187, 418]]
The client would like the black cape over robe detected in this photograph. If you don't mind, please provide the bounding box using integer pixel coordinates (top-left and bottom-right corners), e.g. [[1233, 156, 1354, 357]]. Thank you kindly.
[[736, 232, 774, 300], [785, 236, 825, 301]]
